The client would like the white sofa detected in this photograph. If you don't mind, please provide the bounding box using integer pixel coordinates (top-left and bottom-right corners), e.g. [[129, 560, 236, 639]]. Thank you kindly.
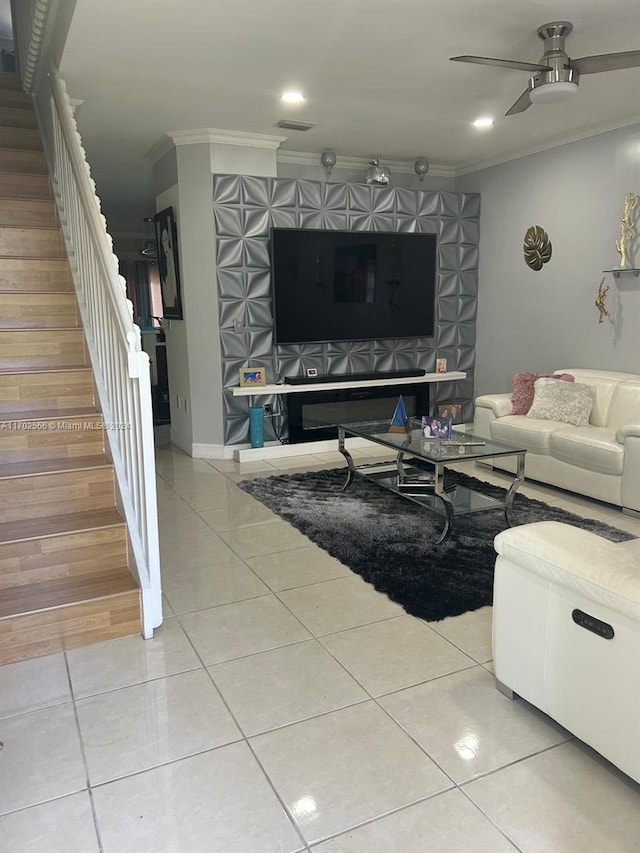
[[473, 369, 640, 515], [493, 521, 640, 784]]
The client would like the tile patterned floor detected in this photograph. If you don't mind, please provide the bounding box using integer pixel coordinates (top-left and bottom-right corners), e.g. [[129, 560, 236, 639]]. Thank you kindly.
[[1, 440, 640, 851]]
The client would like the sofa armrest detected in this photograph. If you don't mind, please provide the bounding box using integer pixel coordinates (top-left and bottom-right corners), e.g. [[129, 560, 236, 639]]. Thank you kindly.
[[494, 521, 640, 614], [615, 424, 640, 443], [475, 393, 513, 418]]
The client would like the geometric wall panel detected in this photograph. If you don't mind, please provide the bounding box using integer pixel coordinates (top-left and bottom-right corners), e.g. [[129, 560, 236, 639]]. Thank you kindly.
[[213, 175, 480, 444], [324, 183, 349, 209], [270, 179, 298, 207], [218, 269, 246, 299]]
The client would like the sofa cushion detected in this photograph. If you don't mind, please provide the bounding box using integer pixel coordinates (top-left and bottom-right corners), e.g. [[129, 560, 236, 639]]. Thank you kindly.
[[549, 426, 624, 475], [605, 380, 640, 430], [491, 415, 570, 454], [527, 378, 595, 426], [511, 372, 574, 415]]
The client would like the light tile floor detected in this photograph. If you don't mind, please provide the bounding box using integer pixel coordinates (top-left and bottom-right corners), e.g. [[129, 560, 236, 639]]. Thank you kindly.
[[2, 440, 640, 851]]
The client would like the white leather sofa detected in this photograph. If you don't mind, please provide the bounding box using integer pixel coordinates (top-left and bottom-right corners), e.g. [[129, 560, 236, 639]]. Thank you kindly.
[[473, 369, 640, 514], [493, 521, 640, 784]]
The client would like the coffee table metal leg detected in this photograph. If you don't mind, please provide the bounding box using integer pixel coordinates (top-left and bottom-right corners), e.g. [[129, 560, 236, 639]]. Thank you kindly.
[[434, 464, 454, 544], [338, 427, 356, 491], [504, 452, 525, 525]]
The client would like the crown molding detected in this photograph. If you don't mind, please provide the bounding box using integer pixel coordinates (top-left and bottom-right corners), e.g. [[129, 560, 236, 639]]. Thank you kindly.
[[276, 150, 455, 178], [146, 129, 289, 165], [169, 128, 288, 148], [456, 114, 640, 177]]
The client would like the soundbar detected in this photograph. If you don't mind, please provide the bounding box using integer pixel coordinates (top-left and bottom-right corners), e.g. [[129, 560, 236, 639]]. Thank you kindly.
[[284, 368, 426, 385]]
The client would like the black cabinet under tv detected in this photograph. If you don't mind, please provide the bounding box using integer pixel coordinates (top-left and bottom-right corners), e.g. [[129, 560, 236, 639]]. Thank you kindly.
[[286, 382, 429, 444]]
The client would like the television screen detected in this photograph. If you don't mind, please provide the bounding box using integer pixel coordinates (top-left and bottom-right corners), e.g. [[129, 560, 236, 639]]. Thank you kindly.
[[271, 228, 437, 345]]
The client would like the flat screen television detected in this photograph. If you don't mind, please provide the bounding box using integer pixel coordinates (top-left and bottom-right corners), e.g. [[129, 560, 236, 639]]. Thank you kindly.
[[271, 228, 437, 345]]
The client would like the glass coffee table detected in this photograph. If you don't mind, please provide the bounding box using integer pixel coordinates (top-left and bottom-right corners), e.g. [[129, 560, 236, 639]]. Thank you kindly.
[[337, 420, 527, 544]]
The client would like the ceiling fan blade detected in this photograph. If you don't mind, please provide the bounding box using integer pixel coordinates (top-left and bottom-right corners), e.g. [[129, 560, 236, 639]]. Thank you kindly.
[[505, 87, 532, 116], [450, 55, 551, 73], [572, 50, 640, 75]]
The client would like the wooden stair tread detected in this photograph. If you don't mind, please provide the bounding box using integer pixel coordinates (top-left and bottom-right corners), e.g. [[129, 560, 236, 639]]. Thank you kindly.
[[0, 256, 64, 262], [0, 362, 91, 375], [0, 222, 59, 230], [0, 454, 111, 479], [0, 565, 137, 618], [0, 326, 80, 332], [0, 405, 99, 422], [0, 508, 125, 545], [0, 147, 44, 155], [0, 171, 49, 180], [0, 364, 91, 374], [0, 288, 75, 299], [0, 195, 55, 202]]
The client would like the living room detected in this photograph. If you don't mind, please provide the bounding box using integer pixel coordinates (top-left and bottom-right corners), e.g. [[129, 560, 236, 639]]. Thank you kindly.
[[49, 0, 640, 460], [1, 1, 640, 851]]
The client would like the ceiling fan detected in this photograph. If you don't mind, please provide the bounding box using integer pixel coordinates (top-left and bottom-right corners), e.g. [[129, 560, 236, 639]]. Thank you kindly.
[[451, 21, 640, 116]]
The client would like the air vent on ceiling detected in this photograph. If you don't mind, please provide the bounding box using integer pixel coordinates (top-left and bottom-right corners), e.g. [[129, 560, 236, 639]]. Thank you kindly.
[[275, 119, 317, 131]]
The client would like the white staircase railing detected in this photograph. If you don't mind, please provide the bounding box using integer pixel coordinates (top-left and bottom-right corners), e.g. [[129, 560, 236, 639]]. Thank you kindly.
[[28, 63, 162, 638]]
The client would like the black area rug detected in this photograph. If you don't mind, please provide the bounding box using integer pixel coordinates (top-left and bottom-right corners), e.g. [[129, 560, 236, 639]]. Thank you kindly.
[[238, 468, 633, 621]]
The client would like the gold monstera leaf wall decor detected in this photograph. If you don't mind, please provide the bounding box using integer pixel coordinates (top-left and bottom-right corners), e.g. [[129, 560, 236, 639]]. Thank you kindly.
[[524, 225, 552, 271]]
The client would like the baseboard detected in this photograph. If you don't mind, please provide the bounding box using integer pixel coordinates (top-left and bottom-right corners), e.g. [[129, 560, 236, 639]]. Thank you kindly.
[[234, 436, 373, 461], [191, 442, 241, 459]]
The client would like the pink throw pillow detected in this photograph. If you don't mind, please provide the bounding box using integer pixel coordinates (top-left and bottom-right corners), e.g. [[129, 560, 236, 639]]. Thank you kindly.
[[511, 372, 574, 416]]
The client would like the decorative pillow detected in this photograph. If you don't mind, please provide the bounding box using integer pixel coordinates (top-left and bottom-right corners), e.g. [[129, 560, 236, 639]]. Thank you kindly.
[[511, 372, 575, 415], [527, 377, 595, 426]]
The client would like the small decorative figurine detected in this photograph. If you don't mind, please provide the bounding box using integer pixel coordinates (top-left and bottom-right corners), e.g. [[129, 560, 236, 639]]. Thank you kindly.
[[595, 277, 609, 324], [389, 395, 411, 434]]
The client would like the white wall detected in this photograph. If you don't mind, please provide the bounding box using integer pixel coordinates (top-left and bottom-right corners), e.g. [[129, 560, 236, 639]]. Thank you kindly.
[[155, 184, 192, 452], [175, 142, 222, 450], [456, 123, 640, 397]]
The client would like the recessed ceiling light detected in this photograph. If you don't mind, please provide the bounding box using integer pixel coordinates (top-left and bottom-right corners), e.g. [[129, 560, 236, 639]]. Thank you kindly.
[[281, 91, 305, 104], [473, 117, 494, 128]]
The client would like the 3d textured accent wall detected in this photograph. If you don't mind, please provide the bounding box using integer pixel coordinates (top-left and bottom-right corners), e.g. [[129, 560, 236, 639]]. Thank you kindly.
[[213, 175, 480, 445]]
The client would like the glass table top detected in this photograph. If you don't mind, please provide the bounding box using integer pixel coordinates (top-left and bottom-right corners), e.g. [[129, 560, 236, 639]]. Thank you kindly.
[[338, 419, 526, 464]]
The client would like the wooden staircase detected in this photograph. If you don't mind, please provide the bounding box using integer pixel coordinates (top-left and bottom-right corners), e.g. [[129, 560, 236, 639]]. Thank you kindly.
[[0, 72, 141, 664]]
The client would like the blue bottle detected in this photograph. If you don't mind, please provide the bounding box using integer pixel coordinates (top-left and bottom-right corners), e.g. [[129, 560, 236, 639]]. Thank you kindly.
[[249, 406, 264, 448]]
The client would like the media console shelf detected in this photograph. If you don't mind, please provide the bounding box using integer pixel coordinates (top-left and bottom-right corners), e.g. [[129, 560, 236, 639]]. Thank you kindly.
[[231, 371, 466, 397], [232, 371, 467, 451]]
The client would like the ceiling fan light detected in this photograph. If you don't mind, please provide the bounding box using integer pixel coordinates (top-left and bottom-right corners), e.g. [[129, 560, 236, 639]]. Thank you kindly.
[[529, 81, 579, 104]]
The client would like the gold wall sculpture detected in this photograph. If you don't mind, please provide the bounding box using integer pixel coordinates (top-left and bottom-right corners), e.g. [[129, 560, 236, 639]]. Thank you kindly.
[[595, 277, 609, 324], [615, 192, 639, 269]]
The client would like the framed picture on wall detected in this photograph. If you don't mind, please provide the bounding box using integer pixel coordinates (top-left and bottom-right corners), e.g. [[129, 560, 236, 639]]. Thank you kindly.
[[154, 206, 183, 320]]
